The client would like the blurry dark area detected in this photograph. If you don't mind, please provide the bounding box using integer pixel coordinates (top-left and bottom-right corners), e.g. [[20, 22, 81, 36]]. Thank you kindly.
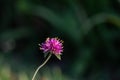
[[0, 0, 120, 80]]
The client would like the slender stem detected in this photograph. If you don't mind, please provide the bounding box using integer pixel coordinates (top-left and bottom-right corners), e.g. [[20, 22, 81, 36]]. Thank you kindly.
[[32, 53, 52, 80]]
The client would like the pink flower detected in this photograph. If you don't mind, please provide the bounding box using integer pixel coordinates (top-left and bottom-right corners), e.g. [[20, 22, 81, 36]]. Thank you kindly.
[[40, 37, 63, 55]]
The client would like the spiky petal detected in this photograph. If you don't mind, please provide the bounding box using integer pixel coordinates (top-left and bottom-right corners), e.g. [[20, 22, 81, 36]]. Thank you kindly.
[[40, 37, 63, 60]]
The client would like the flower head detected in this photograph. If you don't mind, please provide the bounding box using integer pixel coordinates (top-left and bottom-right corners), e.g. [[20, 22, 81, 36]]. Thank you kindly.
[[40, 37, 63, 57]]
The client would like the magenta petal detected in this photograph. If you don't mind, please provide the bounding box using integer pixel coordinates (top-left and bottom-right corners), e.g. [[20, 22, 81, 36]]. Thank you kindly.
[[40, 37, 63, 55]]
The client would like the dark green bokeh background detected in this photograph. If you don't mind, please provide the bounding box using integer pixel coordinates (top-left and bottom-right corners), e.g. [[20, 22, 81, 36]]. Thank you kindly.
[[0, 0, 120, 80]]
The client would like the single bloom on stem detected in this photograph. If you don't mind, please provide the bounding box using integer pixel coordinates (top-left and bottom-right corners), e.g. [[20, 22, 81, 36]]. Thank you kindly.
[[32, 37, 63, 80]]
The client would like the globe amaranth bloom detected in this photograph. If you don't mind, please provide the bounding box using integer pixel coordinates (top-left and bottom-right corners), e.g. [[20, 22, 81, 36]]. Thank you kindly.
[[39, 37, 63, 60]]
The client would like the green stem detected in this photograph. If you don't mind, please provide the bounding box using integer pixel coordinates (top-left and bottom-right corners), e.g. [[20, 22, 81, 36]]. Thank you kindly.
[[32, 53, 52, 80]]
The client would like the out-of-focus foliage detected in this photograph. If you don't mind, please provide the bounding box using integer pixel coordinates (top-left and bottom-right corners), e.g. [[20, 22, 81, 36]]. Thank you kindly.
[[0, 0, 120, 80], [0, 64, 70, 80]]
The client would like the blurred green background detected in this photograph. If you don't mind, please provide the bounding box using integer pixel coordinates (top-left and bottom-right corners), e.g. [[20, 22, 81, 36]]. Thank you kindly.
[[0, 0, 120, 80]]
